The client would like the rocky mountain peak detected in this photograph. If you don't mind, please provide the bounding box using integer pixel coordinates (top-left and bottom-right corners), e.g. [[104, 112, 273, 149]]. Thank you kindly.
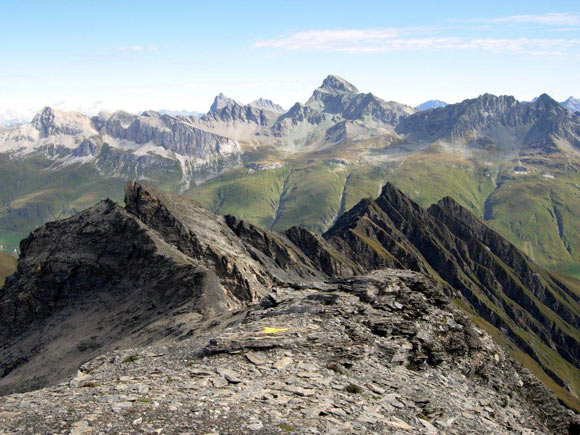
[[140, 110, 162, 118], [249, 98, 285, 113], [474, 93, 518, 109], [209, 93, 239, 113], [31, 106, 56, 132], [416, 100, 447, 111], [533, 93, 562, 111], [560, 96, 580, 113], [377, 181, 422, 213], [30, 106, 94, 138], [319, 75, 359, 94], [204, 93, 280, 127]]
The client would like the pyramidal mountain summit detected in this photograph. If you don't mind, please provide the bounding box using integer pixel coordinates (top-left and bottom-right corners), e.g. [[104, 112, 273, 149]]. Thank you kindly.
[[0, 181, 579, 433]]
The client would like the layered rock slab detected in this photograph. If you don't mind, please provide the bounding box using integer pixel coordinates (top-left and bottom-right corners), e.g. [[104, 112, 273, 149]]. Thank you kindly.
[[1, 270, 577, 434]]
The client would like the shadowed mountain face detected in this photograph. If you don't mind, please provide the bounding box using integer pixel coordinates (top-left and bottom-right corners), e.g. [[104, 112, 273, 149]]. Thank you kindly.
[[324, 183, 580, 404], [0, 182, 348, 394], [1, 181, 579, 418], [397, 93, 580, 154]]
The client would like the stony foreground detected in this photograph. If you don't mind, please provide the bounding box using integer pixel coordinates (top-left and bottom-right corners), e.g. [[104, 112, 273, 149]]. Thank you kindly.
[[1, 271, 577, 434]]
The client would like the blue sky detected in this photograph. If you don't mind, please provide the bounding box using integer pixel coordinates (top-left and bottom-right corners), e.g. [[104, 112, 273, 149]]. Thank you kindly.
[[1, 0, 580, 117]]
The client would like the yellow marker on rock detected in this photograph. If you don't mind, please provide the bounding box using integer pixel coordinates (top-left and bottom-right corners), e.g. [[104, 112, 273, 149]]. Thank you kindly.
[[263, 327, 288, 334]]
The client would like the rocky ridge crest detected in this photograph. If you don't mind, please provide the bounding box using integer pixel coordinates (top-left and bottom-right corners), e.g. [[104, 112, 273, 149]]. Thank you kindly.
[[0, 182, 579, 433]]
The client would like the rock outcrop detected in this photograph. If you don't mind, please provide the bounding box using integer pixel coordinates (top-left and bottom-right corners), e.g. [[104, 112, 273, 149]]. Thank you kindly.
[[1, 268, 579, 433], [325, 182, 580, 403], [0, 182, 333, 394], [249, 98, 285, 113], [0, 181, 579, 433]]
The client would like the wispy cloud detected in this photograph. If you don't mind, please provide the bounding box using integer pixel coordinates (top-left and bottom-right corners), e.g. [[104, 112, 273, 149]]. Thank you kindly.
[[490, 12, 580, 26], [255, 29, 580, 56], [115, 45, 159, 52]]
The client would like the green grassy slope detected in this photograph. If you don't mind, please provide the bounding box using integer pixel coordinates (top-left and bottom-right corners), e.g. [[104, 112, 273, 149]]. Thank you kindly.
[[188, 152, 580, 277], [188, 161, 351, 233], [271, 161, 349, 232], [388, 153, 497, 217], [186, 166, 289, 229], [189, 153, 498, 235], [0, 252, 17, 287], [0, 152, 185, 251], [484, 173, 580, 270], [0, 155, 126, 250]]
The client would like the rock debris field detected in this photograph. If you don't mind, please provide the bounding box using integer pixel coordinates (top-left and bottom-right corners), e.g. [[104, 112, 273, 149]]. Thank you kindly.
[[1, 271, 577, 434]]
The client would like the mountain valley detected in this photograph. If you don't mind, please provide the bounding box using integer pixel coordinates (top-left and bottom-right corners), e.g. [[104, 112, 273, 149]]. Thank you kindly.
[[1, 76, 578, 280], [1, 77, 580, 423], [5, 1, 580, 432]]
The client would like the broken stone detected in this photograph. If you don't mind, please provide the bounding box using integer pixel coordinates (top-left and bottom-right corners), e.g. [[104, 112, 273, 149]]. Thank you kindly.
[[273, 357, 293, 370], [245, 352, 267, 366]]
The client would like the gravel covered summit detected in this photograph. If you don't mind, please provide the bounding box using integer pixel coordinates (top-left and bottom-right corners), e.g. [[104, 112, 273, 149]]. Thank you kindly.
[[2, 270, 577, 434]]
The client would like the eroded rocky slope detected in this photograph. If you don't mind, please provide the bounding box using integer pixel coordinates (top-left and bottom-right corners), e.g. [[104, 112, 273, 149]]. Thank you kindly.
[[1, 269, 578, 434], [0, 182, 336, 395], [0, 182, 579, 433], [325, 183, 580, 406]]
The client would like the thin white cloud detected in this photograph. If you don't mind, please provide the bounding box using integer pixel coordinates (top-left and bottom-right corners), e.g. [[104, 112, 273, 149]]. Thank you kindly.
[[491, 12, 580, 26], [255, 30, 580, 56], [115, 45, 159, 52], [256, 29, 405, 49]]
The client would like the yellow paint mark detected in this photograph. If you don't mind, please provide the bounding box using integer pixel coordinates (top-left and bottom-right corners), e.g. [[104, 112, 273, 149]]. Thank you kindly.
[[262, 327, 289, 334]]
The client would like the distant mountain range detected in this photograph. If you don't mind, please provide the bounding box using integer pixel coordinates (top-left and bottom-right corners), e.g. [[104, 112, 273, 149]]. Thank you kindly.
[[416, 99, 447, 111], [157, 109, 203, 117], [0, 75, 579, 276], [249, 97, 285, 112], [416, 97, 580, 113], [561, 97, 580, 113]]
